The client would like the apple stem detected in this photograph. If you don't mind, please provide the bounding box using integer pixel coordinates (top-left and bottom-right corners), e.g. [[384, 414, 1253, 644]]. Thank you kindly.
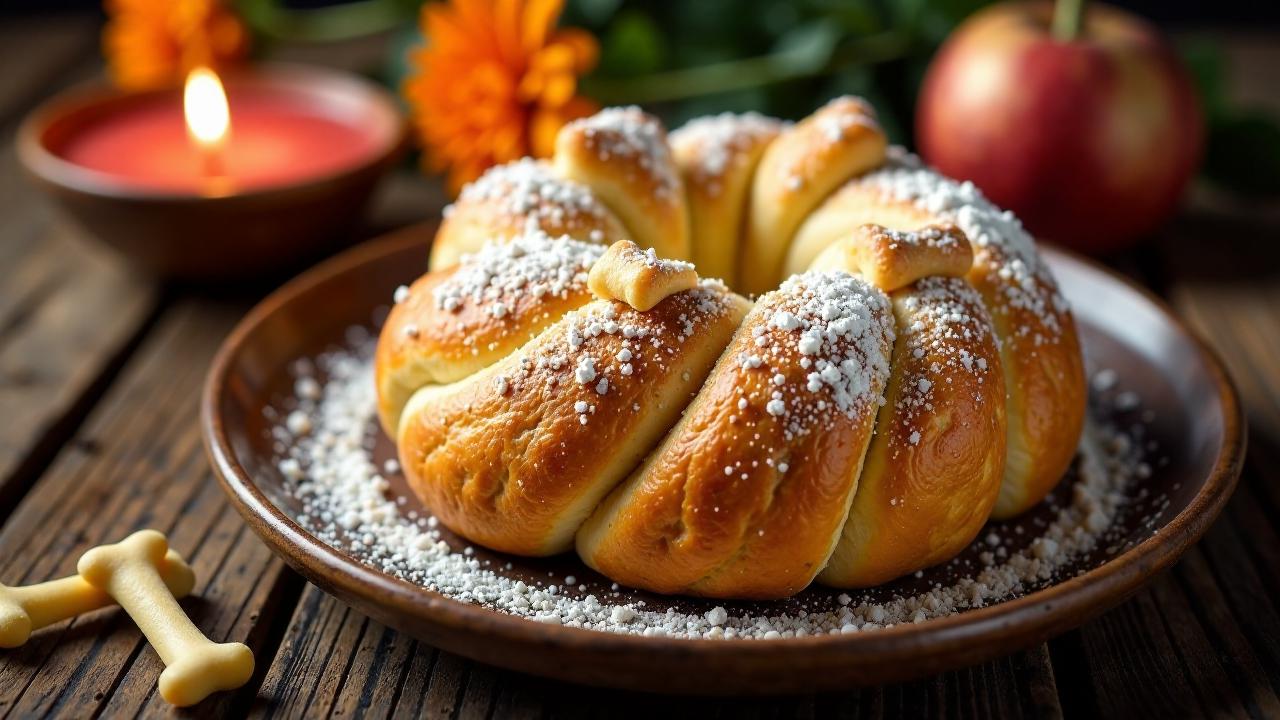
[[1052, 0, 1087, 41]]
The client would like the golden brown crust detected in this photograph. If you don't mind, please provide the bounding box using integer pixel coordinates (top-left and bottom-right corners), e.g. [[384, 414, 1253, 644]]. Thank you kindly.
[[787, 180, 940, 277], [742, 96, 887, 294], [398, 285, 751, 555], [820, 277, 1006, 587], [795, 156, 1086, 522], [554, 107, 691, 261], [577, 272, 895, 598], [429, 159, 627, 270], [379, 103, 1087, 597], [375, 234, 603, 436], [967, 246, 1087, 518], [670, 113, 786, 285]]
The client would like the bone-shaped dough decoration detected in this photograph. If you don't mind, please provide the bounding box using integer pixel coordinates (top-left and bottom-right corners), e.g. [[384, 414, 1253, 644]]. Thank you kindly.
[[807, 223, 974, 291], [78, 530, 254, 707], [587, 239, 699, 311], [0, 548, 193, 649]]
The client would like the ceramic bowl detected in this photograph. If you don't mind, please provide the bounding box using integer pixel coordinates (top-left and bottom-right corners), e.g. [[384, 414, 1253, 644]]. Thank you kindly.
[[17, 64, 407, 282]]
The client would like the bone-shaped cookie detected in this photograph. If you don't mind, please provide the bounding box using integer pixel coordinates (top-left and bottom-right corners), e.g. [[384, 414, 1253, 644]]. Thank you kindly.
[[78, 530, 254, 707], [0, 548, 194, 649]]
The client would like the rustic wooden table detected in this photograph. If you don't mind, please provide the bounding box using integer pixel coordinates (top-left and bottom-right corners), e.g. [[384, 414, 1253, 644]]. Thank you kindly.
[[1, 13, 1277, 719]]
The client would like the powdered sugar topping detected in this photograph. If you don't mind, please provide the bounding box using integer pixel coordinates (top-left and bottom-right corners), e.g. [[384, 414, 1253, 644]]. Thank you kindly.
[[444, 158, 612, 241], [268, 339, 1155, 639], [815, 96, 878, 142], [564, 106, 680, 200], [741, 271, 895, 427], [478, 279, 736, 426], [432, 230, 603, 316], [670, 112, 786, 196], [864, 148, 1068, 337], [877, 225, 964, 252], [890, 277, 999, 444], [617, 242, 696, 275]]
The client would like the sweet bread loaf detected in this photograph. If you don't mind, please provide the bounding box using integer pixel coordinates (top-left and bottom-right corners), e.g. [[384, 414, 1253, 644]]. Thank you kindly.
[[377, 97, 1086, 597], [669, 112, 785, 285]]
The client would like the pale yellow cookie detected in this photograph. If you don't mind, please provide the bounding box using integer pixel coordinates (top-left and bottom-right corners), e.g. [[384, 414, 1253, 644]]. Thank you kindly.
[[0, 548, 193, 649], [78, 530, 254, 707]]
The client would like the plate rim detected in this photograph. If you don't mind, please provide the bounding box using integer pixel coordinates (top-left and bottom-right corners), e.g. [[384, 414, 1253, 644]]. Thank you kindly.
[[201, 225, 1246, 677]]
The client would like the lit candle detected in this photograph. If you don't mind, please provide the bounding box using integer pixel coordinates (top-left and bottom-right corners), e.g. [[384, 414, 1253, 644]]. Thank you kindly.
[[183, 67, 231, 187], [19, 63, 406, 279], [49, 66, 389, 195]]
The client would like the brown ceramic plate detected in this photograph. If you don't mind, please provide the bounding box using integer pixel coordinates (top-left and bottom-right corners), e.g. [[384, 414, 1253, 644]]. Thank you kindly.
[[202, 224, 1244, 694]]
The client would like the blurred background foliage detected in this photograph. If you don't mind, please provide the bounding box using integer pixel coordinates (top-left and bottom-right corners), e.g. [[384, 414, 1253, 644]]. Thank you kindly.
[[565, 0, 977, 140], [226, 0, 1280, 197]]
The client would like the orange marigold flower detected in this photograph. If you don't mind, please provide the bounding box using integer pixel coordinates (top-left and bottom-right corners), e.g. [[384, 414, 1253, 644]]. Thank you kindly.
[[103, 0, 249, 91], [404, 0, 599, 194]]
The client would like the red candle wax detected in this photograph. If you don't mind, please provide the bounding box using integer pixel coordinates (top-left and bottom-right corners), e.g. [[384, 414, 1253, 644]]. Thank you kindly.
[[56, 84, 382, 193]]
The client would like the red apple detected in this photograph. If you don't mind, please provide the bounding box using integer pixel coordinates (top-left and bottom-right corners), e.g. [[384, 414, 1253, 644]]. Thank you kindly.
[[916, 0, 1203, 253]]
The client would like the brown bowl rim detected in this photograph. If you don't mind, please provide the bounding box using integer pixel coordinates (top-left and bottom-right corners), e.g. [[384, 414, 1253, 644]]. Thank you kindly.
[[16, 62, 409, 205], [201, 229, 1245, 673]]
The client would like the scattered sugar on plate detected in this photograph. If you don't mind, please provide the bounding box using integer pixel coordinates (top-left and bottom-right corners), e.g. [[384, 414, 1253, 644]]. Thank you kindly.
[[268, 336, 1154, 640]]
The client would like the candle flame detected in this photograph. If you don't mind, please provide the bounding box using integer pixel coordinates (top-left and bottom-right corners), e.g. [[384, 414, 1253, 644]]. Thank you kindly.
[[183, 67, 229, 147]]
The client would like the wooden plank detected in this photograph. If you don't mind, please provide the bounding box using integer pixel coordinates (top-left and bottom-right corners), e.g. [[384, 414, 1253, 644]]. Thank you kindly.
[[1161, 224, 1280, 447], [1050, 580, 1216, 717], [1157, 210, 1280, 520], [253, 584, 1061, 718], [1182, 517, 1280, 710], [1043, 203, 1280, 717], [869, 646, 1061, 720], [251, 587, 489, 720], [0, 227, 157, 519], [1159, 213, 1280, 713], [0, 17, 158, 519], [0, 299, 301, 718]]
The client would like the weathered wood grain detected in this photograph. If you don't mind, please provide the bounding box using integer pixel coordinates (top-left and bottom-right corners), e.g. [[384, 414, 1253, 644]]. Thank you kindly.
[[0, 17, 158, 524], [0, 228, 158, 522], [0, 300, 300, 719], [1045, 208, 1280, 719], [1160, 212, 1280, 717]]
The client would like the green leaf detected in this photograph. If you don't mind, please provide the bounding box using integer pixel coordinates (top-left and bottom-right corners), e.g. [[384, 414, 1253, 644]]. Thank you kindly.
[[566, 0, 623, 27], [912, 0, 987, 45], [1178, 38, 1227, 121], [234, 0, 415, 43], [599, 9, 666, 77], [771, 18, 842, 74], [1203, 111, 1280, 197], [883, 0, 929, 30]]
